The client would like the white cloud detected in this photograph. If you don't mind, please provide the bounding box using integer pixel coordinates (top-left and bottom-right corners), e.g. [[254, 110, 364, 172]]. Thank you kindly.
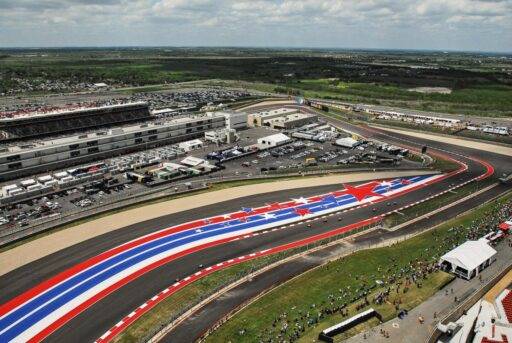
[[0, 0, 510, 51]]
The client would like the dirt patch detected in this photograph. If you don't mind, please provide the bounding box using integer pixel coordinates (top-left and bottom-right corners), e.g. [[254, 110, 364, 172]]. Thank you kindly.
[[408, 87, 452, 94], [375, 126, 512, 157]]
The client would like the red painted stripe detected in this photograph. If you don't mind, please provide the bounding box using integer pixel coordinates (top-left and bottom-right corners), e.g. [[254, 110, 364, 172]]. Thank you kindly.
[[0, 180, 381, 317], [25, 230, 264, 343], [18, 173, 454, 342], [8, 163, 490, 341], [0, 218, 212, 317], [95, 217, 381, 342]]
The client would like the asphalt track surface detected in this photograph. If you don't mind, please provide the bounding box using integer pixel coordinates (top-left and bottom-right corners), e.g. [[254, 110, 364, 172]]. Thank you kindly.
[[1, 107, 511, 343]]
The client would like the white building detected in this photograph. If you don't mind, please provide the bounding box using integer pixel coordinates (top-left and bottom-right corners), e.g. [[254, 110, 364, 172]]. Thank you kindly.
[[214, 111, 247, 130], [180, 156, 216, 171], [204, 128, 238, 144], [151, 108, 179, 117], [334, 137, 360, 148], [178, 139, 204, 152], [54, 171, 69, 180], [257, 133, 292, 149], [439, 240, 497, 280], [38, 175, 53, 184], [20, 179, 37, 188], [248, 108, 299, 127], [2, 184, 21, 197]]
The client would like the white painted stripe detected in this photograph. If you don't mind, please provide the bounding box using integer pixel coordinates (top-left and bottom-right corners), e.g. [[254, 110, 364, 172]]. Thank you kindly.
[[100, 330, 111, 340]]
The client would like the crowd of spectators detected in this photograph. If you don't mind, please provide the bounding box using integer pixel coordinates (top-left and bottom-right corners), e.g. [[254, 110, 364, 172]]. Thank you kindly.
[[235, 197, 512, 343]]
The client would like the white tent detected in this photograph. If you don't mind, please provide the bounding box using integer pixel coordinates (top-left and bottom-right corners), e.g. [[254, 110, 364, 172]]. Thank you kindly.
[[257, 133, 291, 149], [334, 137, 360, 148], [439, 240, 496, 280], [178, 139, 204, 152]]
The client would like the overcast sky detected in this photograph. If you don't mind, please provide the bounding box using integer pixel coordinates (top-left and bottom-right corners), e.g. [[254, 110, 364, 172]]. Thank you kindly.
[[0, 0, 511, 52]]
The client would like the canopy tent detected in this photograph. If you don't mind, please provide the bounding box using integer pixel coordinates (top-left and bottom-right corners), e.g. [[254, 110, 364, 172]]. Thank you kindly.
[[334, 137, 360, 148], [439, 240, 497, 280]]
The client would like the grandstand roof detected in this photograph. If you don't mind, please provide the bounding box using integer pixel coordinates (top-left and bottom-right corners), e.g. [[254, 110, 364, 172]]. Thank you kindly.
[[0, 102, 148, 122]]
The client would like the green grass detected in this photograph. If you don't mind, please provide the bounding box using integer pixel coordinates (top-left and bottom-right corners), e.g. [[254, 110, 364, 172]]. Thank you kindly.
[[229, 78, 512, 118], [205, 191, 512, 342], [286, 79, 512, 117], [3, 50, 511, 118], [429, 157, 460, 173], [297, 272, 453, 343]]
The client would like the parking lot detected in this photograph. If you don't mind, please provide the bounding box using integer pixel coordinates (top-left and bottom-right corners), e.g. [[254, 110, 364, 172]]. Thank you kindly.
[[0, 126, 422, 232]]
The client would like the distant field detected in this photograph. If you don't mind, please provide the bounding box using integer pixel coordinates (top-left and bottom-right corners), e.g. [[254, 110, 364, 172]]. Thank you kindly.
[[279, 79, 512, 117], [1, 48, 511, 117]]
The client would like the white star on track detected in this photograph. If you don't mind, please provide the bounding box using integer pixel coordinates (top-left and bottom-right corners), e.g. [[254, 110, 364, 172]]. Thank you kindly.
[[379, 180, 393, 188], [292, 197, 309, 204], [195, 229, 203, 233], [222, 214, 231, 219], [262, 213, 276, 220]]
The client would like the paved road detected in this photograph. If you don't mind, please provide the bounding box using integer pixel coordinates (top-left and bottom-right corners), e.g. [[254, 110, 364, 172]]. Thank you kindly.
[[1, 108, 511, 343]]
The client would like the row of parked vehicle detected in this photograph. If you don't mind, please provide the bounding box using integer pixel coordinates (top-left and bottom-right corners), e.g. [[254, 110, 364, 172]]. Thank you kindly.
[[269, 141, 306, 157], [73, 198, 95, 208], [0, 199, 61, 227], [290, 148, 320, 160]]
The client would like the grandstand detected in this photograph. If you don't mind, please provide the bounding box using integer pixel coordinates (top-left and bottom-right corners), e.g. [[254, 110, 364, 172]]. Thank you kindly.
[[0, 102, 151, 141], [0, 113, 226, 181]]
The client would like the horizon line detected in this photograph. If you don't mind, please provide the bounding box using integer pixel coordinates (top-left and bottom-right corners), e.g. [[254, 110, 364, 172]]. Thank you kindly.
[[0, 45, 511, 55]]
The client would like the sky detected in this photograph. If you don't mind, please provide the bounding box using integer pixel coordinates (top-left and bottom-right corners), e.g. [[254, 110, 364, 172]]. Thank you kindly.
[[0, 0, 511, 52]]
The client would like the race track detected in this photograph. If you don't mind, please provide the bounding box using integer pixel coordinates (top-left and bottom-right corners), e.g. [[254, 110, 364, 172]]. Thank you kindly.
[[0, 107, 511, 343]]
